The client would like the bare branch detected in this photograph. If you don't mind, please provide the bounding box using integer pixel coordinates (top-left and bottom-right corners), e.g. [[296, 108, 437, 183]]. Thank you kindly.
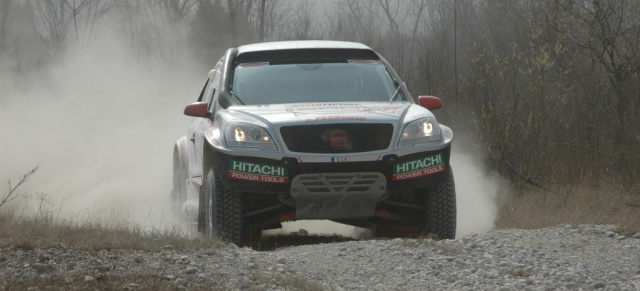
[[0, 167, 39, 209]]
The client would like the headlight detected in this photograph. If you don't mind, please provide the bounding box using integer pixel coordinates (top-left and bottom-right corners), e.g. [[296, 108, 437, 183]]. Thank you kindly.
[[399, 118, 441, 147], [225, 123, 277, 150]]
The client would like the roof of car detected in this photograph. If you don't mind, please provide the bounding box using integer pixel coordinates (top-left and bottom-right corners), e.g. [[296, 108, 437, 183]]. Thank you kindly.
[[237, 40, 372, 54]]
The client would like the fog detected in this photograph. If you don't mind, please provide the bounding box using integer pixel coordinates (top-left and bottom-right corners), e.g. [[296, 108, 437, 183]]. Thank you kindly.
[[0, 1, 501, 238]]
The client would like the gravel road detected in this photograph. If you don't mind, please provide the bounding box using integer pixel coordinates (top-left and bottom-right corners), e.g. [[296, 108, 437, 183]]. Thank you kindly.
[[2, 224, 640, 290]]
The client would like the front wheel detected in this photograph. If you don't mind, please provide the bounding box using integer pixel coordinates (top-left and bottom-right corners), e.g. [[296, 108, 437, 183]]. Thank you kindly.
[[201, 167, 243, 245], [419, 167, 457, 239]]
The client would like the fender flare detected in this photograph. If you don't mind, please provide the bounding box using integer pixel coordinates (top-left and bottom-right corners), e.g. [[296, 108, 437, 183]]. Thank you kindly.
[[172, 136, 189, 201], [174, 136, 189, 176], [202, 136, 217, 179]]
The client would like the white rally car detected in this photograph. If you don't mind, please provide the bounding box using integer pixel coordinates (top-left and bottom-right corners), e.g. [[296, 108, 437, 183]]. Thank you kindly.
[[172, 40, 456, 244]]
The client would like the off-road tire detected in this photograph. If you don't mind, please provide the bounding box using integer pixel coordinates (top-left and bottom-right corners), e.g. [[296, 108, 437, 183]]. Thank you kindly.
[[202, 167, 243, 245], [420, 167, 456, 239]]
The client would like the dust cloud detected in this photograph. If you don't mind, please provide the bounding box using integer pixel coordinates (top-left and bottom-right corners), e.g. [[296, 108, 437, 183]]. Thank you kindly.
[[0, 23, 202, 231], [450, 148, 502, 237]]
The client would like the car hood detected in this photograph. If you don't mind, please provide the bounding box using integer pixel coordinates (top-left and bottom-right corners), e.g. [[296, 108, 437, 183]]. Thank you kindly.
[[226, 102, 427, 126]]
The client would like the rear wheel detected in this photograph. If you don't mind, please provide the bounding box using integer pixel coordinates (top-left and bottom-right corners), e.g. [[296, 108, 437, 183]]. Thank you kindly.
[[419, 167, 456, 239], [202, 167, 243, 245]]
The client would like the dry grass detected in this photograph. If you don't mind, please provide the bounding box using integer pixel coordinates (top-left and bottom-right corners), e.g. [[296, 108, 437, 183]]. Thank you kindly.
[[0, 209, 328, 291], [1, 168, 217, 252], [0, 209, 231, 291], [0, 210, 216, 252], [496, 186, 640, 235]]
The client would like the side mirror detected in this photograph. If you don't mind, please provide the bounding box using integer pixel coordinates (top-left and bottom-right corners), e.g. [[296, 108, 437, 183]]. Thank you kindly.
[[184, 102, 209, 117], [418, 96, 442, 110]]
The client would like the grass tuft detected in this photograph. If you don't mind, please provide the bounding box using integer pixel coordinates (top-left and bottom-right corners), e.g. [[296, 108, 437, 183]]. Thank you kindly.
[[0, 210, 215, 252]]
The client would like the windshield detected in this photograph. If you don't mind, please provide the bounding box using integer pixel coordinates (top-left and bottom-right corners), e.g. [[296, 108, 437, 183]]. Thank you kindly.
[[231, 60, 403, 105]]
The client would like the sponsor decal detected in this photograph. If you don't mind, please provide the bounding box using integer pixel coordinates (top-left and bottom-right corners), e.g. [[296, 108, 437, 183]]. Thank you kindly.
[[409, 114, 430, 120], [205, 130, 214, 140], [189, 183, 199, 199], [348, 60, 376, 64], [238, 62, 269, 67], [197, 119, 213, 131], [392, 153, 445, 181], [284, 103, 362, 108], [228, 159, 289, 183], [329, 129, 348, 148], [285, 105, 371, 117], [315, 116, 366, 122], [444, 126, 453, 138], [204, 130, 221, 147], [375, 107, 404, 116]]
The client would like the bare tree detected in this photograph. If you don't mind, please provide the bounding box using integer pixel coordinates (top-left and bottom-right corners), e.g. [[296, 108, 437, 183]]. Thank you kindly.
[[257, 0, 266, 41], [275, 0, 318, 40], [325, 0, 428, 82], [323, 0, 383, 44], [550, 0, 640, 148], [246, 0, 285, 42], [224, 0, 255, 46], [118, 0, 195, 62], [33, 0, 112, 56], [34, 0, 69, 56], [0, 1, 11, 56]]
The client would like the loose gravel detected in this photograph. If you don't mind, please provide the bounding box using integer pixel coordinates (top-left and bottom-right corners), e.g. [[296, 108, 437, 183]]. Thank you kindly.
[[1, 224, 640, 290]]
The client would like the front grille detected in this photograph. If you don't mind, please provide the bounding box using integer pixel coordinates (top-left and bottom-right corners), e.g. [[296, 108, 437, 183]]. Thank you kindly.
[[280, 123, 393, 153]]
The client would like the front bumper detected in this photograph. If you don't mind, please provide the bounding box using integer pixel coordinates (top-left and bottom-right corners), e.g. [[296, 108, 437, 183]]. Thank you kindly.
[[213, 145, 452, 193]]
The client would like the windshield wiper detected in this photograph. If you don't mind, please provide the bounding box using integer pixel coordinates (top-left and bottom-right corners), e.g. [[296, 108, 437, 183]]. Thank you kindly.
[[389, 82, 405, 102], [230, 91, 246, 105]]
